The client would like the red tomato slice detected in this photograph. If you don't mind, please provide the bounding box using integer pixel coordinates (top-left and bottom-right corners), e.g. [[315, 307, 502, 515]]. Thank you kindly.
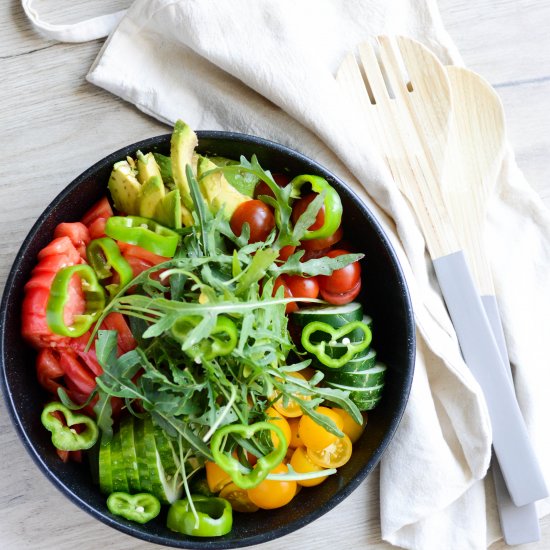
[[37, 236, 81, 264], [60, 350, 97, 396], [36, 348, 65, 393], [102, 312, 137, 353], [118, 242, 169, 266], [30, 254, 76, 277], [81, 197, 113, 226], [54, 222, 91, 259], [88, 217, 108, 240], [320, 279, 361, 305]]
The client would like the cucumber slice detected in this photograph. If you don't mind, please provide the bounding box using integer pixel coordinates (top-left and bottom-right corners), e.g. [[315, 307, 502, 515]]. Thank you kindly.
[[153, 424, 179, 477], [291, 302, 363, 328], [110, 431, 130, 492], [134, 418, 153, 493], [338, 348, 377, 373], [327, 375, 385, 411], [326, 362, 386, 387], [98, 438, 113, 495], [119, 416, 141, 492]]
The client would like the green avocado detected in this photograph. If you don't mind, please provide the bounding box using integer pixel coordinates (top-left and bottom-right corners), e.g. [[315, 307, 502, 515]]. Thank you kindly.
[[156, 189, 183, 229], [171, 120, 198, 211], [108, 160, 142, 215], [136, 151, 162, 185], [197, 156, 251, 218], [139, 175, 165, 219]]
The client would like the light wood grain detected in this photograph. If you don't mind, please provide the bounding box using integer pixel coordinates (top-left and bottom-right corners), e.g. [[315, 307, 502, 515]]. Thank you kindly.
[[1, 1, 550, 549]]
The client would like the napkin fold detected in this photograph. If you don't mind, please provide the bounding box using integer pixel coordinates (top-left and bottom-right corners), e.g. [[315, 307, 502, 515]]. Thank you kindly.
[[23, 1, 550, 548]]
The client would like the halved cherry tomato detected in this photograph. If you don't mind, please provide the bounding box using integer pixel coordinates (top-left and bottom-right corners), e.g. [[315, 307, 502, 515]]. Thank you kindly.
[[81, 197, 113, 227], [219, 482, 259, 513], [298, 407, 344, 452], [230, 200, 276, 243], [247, 463, 296, 509], [273, 276, 298, 314], [317, 249, 361, 294], [291, 193, 325, 231], [290, 446, 328, 487], [271, 372, 310, 418], [320, 279, 361, 305], [307, 434, 352, 468], [54, 222, 91, 259], [283, 275, 319, 300], [301, 226, 343, 252]]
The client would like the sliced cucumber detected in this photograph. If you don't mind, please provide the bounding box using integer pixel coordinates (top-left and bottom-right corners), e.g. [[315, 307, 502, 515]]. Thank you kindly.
[[338, 348, 377, 373], [110, 431, 130, 492], [327, 374, 385, 411], [134, 417, 153, 493], [119, 416, 141, 492], [98, 438, 113, 495], [153, 424, 179, 477], [291, 302, 363, 328], [326, 361, 386, 387]]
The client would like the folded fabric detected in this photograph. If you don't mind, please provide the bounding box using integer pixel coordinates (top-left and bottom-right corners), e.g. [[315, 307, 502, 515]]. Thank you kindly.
[[23, 1, 550, 548]]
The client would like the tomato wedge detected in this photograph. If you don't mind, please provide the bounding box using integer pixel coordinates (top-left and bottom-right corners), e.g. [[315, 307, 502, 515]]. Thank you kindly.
[[54, 222, 91, 259], [81, 197, 113, 227]]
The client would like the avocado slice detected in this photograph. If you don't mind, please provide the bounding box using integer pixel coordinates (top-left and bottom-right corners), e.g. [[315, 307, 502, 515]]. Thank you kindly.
[[136, 151, 162, 185], [171, 120, 198, 211], [155, 188, 184, 229], [139, 175, 166, 219], [197, 156, 251, 218], [108, 160, 142, 215]]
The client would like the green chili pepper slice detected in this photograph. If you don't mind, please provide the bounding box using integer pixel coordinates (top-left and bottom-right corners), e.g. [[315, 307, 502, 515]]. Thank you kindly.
[[41, 401, 99, 451], [291, 175, 342, 240], [167, 495, 232, 537], [171, 316, 238, 361], [301, 320, 372, 368], [107, 492, 161, 524], [105, 215, 179, 257], [210, 422, 287, 490], [46, 264, 106, 337], [86, 237, 133, 297]]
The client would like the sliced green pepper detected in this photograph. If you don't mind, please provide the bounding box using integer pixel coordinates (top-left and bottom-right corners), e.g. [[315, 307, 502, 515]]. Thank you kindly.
[[107, 492, 161, 524], [41, 402, 99, 451], [301, 320, 372, 368], [210, 422, 287, 490], [105, 215, 179, 257], [291, 175, 342, 240], [86, 237, 133, 297], [46, 264, 106, 337], [171, 316, 238, 361], [167, 495, 232, 537]]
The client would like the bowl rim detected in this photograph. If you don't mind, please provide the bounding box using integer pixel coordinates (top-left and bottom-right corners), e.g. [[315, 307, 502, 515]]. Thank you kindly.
[[0, 130, 415, 549]]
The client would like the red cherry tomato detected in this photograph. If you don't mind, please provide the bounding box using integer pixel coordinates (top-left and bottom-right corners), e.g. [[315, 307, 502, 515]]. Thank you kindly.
[[292, 193, 325, 231], [301, 226, 343, 252], [320, 279, 361, 305], [81, 197, 113, 226], [230, 200, 275, 243], [277, 245, 296, 262], [284, 275, 319, 300], [273, 276, 298, 314], [318, 249, 361, 294], [254, 173, 290, 200]]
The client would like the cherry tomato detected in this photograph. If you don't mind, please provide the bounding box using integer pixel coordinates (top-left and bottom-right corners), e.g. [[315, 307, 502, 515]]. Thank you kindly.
[[219, 482, 259, 512], [318, 249, 361, 294], [81, 197, 113, 226], [265, 407, 291, 448], [273, 276, 298, 314], [301, 226, 343, 252], [307, 434, 352, 468], [287, 418, 305, 449], [320, 279, 361, 305], [271, 372, 310, 418], [290, 446, 328, 487], [277, 245, 296, 262], [292, 193, 325, 231], [205, 460, 232, 493], [54, 222, 91, 259], [254, 173, 290, 199], [230, 200, 276, 243], [332, 408, 367, 443], [247, 463, 297, 509], [298, 407, 344, 452], [283, 275, 319, 300]]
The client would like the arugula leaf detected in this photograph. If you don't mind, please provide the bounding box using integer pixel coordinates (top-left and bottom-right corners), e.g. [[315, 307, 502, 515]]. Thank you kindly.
[[270, 251, 364, 277]]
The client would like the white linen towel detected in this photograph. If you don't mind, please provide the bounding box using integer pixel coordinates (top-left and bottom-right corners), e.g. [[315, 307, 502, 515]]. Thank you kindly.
[[23, 1, 550, 548]]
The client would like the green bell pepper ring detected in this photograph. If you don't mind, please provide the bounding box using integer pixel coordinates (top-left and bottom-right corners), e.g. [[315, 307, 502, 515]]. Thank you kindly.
[[86, 237, 133, 297], [210, 422, 287, 490], [105, 215, 179, 257], [301, 320, 372, 368], [46, 264, 106, 337], [171, 316, 238, 361], [167, 495, 232, 537], [291, 174, 342, 240], [41, 401, 99, 451], [107, 492, 161, 524]]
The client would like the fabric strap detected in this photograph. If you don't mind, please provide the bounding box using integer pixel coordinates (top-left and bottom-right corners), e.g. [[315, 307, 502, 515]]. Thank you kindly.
[[22, 0, 126, 42]]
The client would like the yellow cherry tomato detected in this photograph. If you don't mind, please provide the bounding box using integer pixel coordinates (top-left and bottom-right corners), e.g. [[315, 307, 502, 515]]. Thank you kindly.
[[247, 463, 297, 509], [219, 482, 259, 513], [287, 417, 304, 448], [307, 434, 353, 468], [205, 460, 232, 493], [272, 372, 311, 418], [332, 408, 367, 443], [266, 407, 291, 448], [298, 406, 344, 452], [290, 446, 328, 487]]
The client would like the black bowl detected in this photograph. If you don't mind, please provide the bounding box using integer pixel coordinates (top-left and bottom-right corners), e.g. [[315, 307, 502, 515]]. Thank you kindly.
[[0, 132, 415, 548]]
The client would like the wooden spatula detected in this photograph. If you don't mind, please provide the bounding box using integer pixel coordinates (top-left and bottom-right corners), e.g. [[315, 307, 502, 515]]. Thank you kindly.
[[336, 35, 548, 507], [443, 65, 540, 544]]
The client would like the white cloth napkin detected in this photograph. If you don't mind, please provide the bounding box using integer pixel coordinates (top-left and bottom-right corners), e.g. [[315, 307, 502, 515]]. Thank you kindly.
[[23, 1, 550, 548]]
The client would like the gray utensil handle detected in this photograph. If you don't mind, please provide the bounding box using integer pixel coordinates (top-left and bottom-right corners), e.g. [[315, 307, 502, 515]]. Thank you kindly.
[[433, 251, 548, 506], [482, 294, 540, 543]]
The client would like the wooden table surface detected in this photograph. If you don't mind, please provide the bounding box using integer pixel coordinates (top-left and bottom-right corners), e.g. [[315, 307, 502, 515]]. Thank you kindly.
[[1, 1, 549, 549]]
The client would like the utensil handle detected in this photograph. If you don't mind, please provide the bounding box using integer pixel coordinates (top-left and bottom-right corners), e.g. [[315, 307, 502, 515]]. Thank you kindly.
[[481, 295, 541, 543], [432, 251, 548, 506]]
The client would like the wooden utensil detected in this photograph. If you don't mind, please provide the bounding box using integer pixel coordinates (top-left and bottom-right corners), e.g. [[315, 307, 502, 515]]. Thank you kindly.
[[443, 65, 540, 544], [336, 35, 548, 507]]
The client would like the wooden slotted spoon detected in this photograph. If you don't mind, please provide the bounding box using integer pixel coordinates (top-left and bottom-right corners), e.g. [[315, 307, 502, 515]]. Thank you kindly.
[[336, 35, 548, 507], [443, 65, 540, 544]]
